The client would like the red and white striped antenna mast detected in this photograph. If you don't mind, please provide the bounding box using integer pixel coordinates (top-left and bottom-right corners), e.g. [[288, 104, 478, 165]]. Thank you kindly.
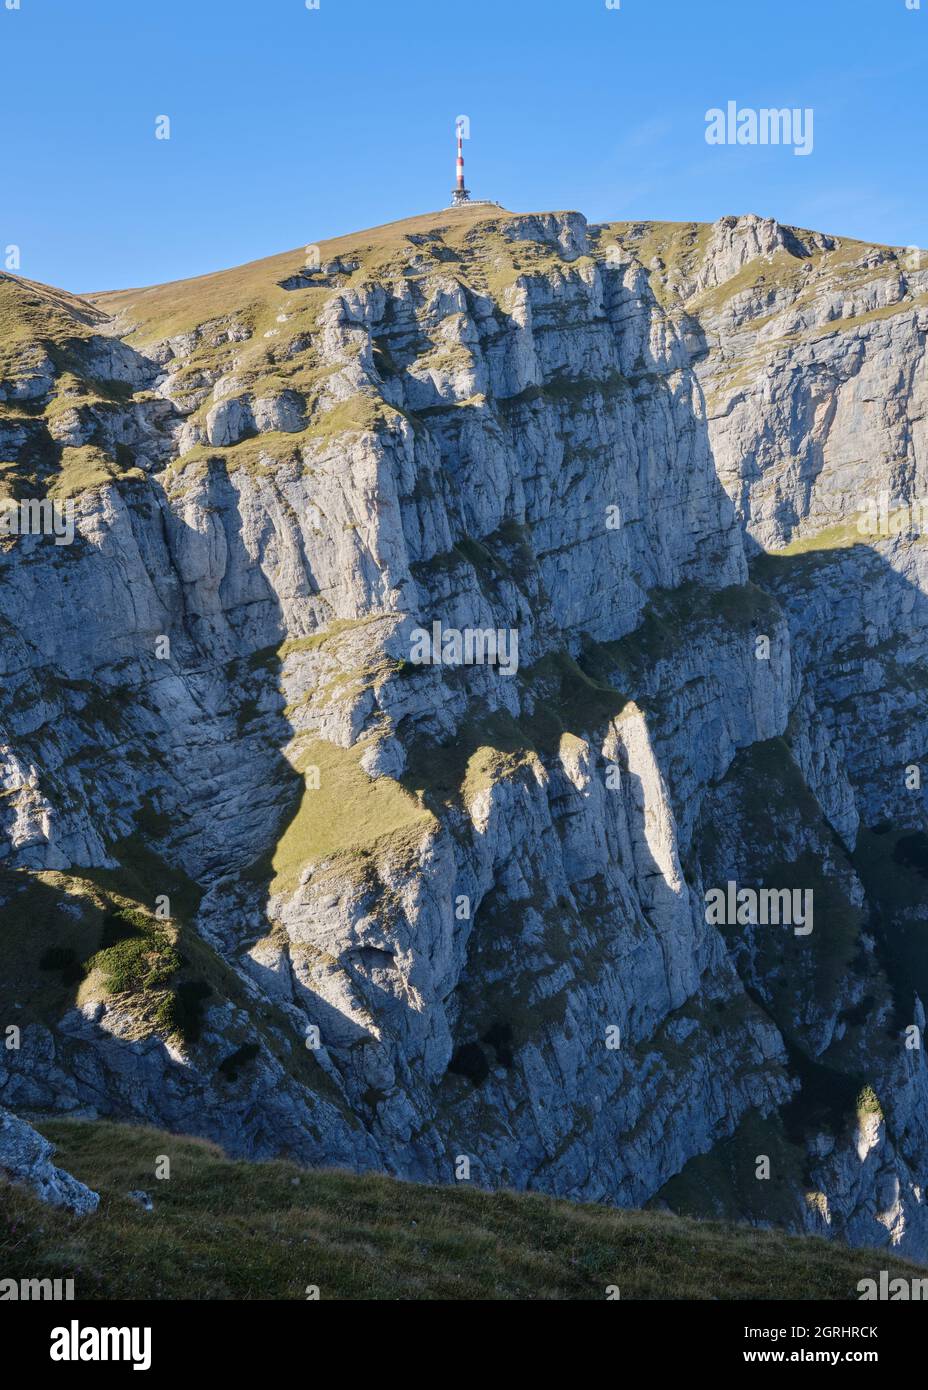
[[451, 117, 471, 206]]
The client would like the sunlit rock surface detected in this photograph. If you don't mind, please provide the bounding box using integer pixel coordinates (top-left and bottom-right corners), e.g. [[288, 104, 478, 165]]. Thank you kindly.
[[1, 205, 927, 1257]]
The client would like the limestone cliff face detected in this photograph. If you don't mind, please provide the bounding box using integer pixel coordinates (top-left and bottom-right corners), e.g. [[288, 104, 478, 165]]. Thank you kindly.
[[1, 206, 927, 1257]]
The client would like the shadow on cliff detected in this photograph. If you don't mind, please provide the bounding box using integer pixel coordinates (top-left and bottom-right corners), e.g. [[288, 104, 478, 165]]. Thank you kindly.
[[0, 420, 338, 1137], [6, 242, 928, 1198], [374, 247, 928, 1199], [750, 538, 928, 1026]]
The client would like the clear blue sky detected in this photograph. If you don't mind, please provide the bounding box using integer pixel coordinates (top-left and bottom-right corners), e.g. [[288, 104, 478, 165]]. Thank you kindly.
[[1, 0, 924, 293]]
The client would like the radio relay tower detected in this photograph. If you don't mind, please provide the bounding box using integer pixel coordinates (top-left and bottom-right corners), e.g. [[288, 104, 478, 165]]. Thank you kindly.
[[446, 120, 501, 210], [451, 121, 471, 206]]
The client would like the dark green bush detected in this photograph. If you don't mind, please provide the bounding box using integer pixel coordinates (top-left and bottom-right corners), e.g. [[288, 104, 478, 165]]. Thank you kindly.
[[39, 946, 78, 971], [38, 946, 85, 985], [155, 980, 212, 1043], [100, 907, 149, 949], [448, 1042, 490, 1085], [90, 932, 179, 995], [218, 1042, 260, 1082]]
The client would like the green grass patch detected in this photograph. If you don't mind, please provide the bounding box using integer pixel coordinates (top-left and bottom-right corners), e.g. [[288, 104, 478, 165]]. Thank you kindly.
[[1, 1116, 920, 1301], [267, 738, 436, 896]]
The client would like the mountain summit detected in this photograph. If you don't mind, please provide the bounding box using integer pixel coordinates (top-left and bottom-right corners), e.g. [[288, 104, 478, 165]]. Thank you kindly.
[[2, 206, 927, 1259]]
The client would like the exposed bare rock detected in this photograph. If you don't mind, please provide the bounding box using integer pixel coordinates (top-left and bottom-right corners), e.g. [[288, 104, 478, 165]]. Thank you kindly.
[[0, 1106, 99, 1214], [1, 205, 927, 1261]]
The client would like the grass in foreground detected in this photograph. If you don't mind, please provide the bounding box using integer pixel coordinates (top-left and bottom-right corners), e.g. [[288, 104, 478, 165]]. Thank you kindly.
[[0, 1118, 922, 1300]]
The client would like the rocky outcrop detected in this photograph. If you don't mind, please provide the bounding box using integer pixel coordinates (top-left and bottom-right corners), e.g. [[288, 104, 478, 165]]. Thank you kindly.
[[0, 1106, 98, 1213], [0, 207, 926, 1259]]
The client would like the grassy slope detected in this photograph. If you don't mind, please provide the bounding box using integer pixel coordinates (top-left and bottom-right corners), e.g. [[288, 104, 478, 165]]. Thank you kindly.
[[88, 204, 516, 344], [4, 209, 915, 503], [0, 1118, 922, 1301]]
